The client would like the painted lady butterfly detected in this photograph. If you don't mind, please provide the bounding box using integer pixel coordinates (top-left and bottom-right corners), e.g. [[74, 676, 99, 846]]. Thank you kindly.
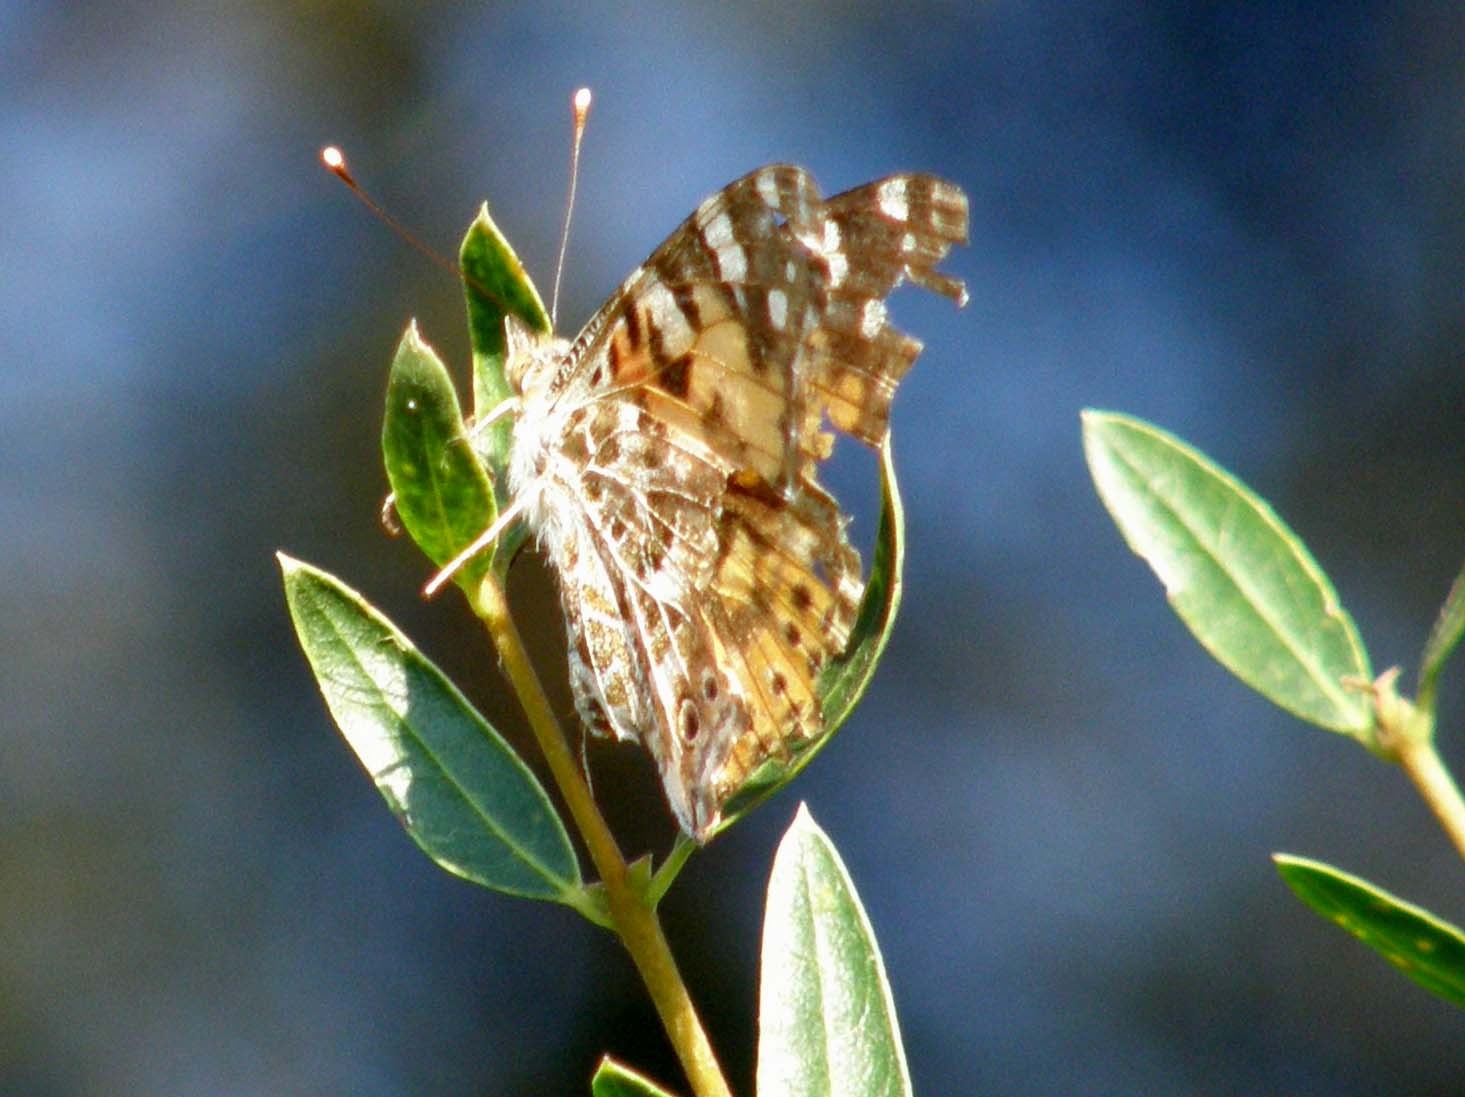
[[485, 165, 966, 839]]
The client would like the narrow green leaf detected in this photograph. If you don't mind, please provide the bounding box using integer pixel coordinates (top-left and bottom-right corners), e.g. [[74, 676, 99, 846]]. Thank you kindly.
[[458, 207, 549, 565], [279, 554, 581, 902], [712, 447, 905, 836], [1082, 410, 1372, 736], [1275, 854, 1465, 1009], [758, 805, 911, 1097], [382, 323, 498, 585], [460, 205, 551, 475], [590, 1057, 680, 1097], [820, 443, 907, 733], [645, 834, 697, 909], [1418, 558, 1465, 716]]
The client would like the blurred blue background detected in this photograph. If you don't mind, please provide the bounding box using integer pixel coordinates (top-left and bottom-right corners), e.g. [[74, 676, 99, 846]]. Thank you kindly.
[[5, 2, 1465, 1093]]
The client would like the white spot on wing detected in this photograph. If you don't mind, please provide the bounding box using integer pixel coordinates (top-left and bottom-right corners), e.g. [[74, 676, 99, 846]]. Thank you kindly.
[[703, 212, 734, 248], [644, 284, 692, 347], [860, 299, 886, 338], [808, 219, 847, 286], [717, 245, 747, 282], [877, 179, 909, 222], [614, 400, 642, 434], [756, 169, 783, 211], [826, 251, 849, 287], [767, 288, 788, 330], [821, 219, 842, 254]]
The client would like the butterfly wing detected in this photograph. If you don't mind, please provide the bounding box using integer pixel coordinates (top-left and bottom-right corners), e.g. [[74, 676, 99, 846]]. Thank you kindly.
[[550, 398, 844, 836], [538, 166, 968, 838], [552, 166, 828, 491]]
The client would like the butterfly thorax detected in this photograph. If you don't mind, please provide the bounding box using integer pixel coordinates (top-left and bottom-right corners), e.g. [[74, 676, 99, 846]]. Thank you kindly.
[[503, 318, 573, 518]]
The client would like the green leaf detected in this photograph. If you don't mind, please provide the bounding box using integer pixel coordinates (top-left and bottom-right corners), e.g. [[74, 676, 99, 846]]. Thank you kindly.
[[1275, 854, 1465, 1009], [758, 805, 911, 1097], [459, 205, 551, 475], [1418, 557, 1465, 717], [1082, 410, 1372, 737], [712, 446, 906, 836], [820, 443, 907, 734], [645, 834, 697, 910], [279, 554, 581, 903], [590, 1057, 681, 1097], [381, 323, 499, 586]]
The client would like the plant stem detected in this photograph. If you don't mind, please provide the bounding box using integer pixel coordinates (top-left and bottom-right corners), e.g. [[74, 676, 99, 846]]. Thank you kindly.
[[470, 575, 733, 1097], [1369, 669, 1465, 865], [1397, 739, 1465, 864]]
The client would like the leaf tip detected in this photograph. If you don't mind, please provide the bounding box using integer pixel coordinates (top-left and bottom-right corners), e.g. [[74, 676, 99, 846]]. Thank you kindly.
[[786, 801, 822, 844], [1078, 408, 1118, 462]]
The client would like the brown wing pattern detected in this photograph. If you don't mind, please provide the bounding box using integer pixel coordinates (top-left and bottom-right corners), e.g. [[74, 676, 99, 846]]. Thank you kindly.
[[537, 166, 967, 839], [797, 174, 970, 448], [559, 167, 826, 491]]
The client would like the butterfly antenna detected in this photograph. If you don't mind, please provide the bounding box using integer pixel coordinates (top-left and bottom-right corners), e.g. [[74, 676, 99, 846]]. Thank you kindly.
[[550, 87, 592, 327], [320, 145, 509, 312]]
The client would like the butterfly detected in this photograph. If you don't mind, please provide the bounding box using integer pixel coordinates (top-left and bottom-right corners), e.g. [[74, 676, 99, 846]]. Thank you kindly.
[[483, 165, 967, 840]]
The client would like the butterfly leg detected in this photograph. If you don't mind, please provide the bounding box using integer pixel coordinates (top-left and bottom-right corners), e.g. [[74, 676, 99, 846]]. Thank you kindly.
[[422, 496, 527, 597], [467, 395, 523, 438]]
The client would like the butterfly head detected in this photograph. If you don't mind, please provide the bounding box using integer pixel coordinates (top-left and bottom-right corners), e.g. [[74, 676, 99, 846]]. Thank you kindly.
[[502, 312, 567, 400]]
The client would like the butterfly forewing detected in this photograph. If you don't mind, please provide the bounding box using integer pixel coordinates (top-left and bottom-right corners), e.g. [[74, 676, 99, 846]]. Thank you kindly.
[[503, 165, 967, 840]]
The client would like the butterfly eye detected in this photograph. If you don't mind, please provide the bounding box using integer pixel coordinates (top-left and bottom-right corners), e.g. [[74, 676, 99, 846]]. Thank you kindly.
[[502, 314, 550, 394]]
